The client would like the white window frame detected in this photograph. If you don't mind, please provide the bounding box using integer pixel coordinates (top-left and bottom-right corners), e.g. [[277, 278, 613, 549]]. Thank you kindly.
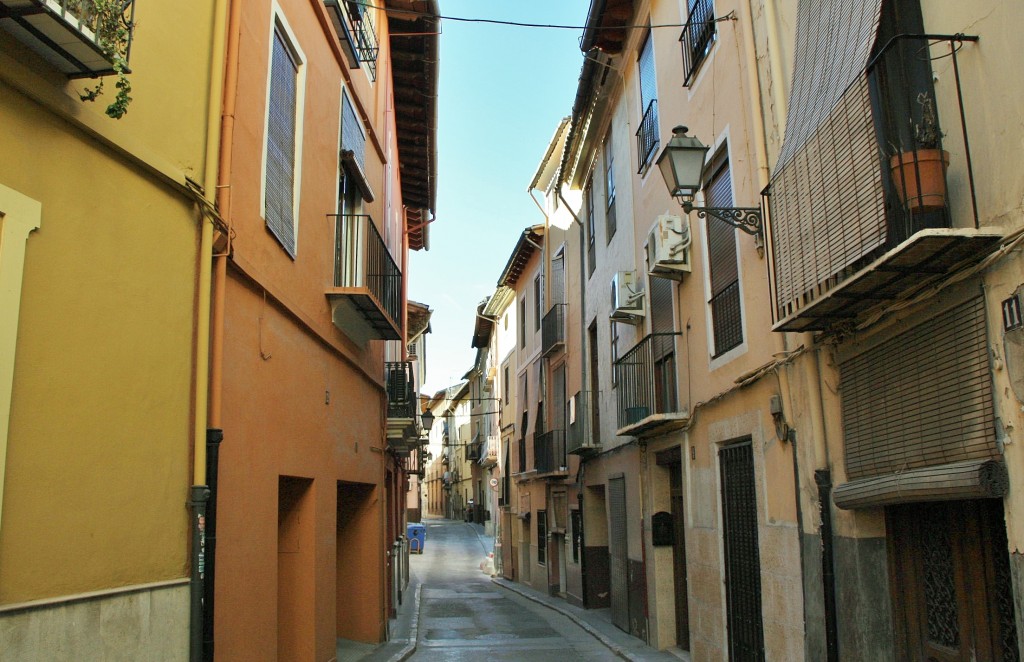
[[260, 6, 306, 257]]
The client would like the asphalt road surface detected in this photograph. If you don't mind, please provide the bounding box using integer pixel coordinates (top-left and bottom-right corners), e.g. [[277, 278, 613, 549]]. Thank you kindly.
[[407, 518, 620, 661]]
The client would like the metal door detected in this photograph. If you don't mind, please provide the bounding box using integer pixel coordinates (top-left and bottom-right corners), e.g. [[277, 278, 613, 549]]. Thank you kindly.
[[720, 441, 765, 661], [670, 462, 691, 650], [609, 475, 629, 632]]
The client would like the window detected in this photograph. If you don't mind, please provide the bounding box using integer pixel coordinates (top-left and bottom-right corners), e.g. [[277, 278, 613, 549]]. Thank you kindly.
[[610, 321, 620, 387], [585, 179, 597, 277], [264, 24, 303, 257], [534, 274, 542, 331], [537, 510, 548, 565], [604, 133, 617, 242], [636, 30, 659, 171], [503, 365, 510, 404], [682, 0, 716, 87], [705, 154, 743, 356], [339, 88, 370, 214], [520, 296, 527, 348]]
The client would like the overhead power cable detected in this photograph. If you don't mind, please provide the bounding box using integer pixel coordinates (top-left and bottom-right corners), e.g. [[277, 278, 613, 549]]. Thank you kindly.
[[363, 1, 734, 31]]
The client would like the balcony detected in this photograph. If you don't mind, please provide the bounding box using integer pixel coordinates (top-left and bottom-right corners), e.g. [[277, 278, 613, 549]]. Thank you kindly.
[[541, 303, 566, 357], [466, 437, 481, 462], [635, 99, 659, 172], [567, 391, 600, 456], [0, 0, 135, 77], [385, 361, 418, 451], [534, 430, 567, 477], [679, 0, 714, 87], [481, 436, 498, 467], [614, 333, 687, 438], [768, 34, 1000, 333], [326, 214, 402, 342]]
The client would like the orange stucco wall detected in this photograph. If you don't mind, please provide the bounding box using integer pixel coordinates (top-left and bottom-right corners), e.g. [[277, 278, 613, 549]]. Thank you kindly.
[[212, 0, 404, 657]]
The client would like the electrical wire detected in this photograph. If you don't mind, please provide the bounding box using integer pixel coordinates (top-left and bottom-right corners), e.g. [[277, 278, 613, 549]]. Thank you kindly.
[[362, 0, 733, 31]]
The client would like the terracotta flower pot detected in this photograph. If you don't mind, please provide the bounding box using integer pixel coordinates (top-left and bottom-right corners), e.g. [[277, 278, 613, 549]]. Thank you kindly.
[[889, 148, 950, 212]]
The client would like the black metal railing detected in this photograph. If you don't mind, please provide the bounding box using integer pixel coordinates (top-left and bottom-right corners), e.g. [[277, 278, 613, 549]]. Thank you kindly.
[[867, 34, 979, 242], [385, 361, 416, 420], [332, 214, 402, 327], [0, 0, 136, 77], [342, 0, 378, 80], [614, 333, 683, 429], [680, 0, 715, 87], [541, 304, 566, 357], [466, 440, 481, 462], [566, 391, 598, 454], [635, 99, 660, 172], [711, 280, 742, 357], [534, 430, 567, 474]]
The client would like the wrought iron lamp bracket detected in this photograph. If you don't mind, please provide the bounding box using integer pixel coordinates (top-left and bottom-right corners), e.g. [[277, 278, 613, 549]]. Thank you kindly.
[[681, 200, 763, 238]]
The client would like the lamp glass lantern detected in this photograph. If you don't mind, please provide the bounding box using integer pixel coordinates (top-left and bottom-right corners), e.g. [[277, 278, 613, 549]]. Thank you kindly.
[[420, 409, 435, 432], [656, 125, 710, 206]]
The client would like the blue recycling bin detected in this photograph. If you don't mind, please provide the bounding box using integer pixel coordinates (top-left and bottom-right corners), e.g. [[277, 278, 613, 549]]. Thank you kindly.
[[407, 523, 426, 554]]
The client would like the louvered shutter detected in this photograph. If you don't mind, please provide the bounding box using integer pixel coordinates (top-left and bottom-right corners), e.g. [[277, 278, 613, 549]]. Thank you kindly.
[[768, 0, 887, 321], [839, 296, 999, 481], [705, 161, 742, 355], [551, 253, 565, 306], [265, 30, 298, 257], [340, 91, 366, 174]]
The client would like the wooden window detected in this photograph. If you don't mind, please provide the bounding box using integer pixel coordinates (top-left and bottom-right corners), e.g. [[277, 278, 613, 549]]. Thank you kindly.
[[265, 27, 300, 257], [585, 179, 597, 276], [604, 133, 617, 241], [520, 296, 527, 348], [636, 30, 659, 170], [534, 274, 542, 331]]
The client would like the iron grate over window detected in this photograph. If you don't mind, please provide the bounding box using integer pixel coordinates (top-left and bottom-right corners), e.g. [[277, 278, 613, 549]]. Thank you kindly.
[[711, 280, 742, 357]]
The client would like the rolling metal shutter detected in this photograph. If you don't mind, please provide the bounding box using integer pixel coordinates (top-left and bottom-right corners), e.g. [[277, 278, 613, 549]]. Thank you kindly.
[[609, 476, 629, 632], [706, 161, 742, 355], [265, 30, 298, 257], [839, 296, 999, 482]]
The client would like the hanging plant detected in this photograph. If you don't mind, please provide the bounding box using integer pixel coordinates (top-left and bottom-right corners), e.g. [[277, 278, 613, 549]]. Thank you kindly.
[[74, 0, 133, 119]]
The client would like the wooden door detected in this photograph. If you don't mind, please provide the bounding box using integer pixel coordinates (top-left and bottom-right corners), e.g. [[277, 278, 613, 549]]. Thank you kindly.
[[670, 462, 691, 650], [888, 500, 1019, 662]]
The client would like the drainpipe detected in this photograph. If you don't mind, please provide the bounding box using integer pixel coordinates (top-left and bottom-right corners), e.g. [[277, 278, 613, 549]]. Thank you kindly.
[[190, 0, 230, 656], [816, 468, 838, 662]]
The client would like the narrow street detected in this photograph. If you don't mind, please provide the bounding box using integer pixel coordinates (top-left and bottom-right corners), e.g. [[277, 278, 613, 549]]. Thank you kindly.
[[406, 518, 622, 661]]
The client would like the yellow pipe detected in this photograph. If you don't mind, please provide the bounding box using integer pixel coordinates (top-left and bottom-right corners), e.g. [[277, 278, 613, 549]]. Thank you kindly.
[[195, 0, 230, 485], [764, 0, 789, 136]]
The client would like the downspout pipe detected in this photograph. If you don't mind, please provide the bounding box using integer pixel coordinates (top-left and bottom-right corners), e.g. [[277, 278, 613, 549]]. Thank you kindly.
[[190, 0, 230, 656]]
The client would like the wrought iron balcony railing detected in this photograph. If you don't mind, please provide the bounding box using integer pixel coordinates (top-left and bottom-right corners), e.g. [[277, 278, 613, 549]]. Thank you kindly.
[[680, 0, 714, 87], [541, 303, 566, 357], [326, 214, 402, 341], [534, 429, 567, 475], [635, 99, 659, 172], [0, 0, 135, 76], [466, 439, 481, 462], [567, 391, 600, 456], [614, 333, 687, 436]]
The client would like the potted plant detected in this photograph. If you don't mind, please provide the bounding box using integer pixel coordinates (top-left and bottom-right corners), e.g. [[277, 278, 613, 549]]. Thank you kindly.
[[889, 92, 949, 213]]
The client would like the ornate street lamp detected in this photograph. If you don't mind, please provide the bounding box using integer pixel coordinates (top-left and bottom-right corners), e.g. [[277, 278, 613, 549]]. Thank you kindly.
[[656, 125, 764, 241]]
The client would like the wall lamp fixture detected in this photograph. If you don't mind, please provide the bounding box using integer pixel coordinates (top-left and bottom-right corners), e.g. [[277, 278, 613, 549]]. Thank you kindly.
[[420, 409, 435, 432], [656, 125, 764, 243]]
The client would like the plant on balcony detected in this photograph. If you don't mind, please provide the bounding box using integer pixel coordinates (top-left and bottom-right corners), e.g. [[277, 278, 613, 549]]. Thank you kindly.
[[72, 0, 133, 118], [889, 92, 949, 213]]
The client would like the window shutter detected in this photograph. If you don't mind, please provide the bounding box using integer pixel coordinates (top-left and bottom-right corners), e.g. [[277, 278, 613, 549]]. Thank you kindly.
[[266, 30, 298, 256], [705, 160, 742, 355], [839, 296, 999, 481], [340, 92, 366, 174]]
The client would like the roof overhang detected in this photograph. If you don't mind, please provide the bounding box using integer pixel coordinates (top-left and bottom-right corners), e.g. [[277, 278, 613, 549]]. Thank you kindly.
[[580, 0, 634, 54], [497, 225, 545, 287], [387, 1, 439, 251]]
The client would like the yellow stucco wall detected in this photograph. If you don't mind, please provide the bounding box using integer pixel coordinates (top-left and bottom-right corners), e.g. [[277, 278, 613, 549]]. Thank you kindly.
[[0, 0, 213, 603]]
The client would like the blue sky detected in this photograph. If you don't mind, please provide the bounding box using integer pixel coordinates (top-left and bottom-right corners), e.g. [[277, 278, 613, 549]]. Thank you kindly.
[[409, 0, 590, 393]]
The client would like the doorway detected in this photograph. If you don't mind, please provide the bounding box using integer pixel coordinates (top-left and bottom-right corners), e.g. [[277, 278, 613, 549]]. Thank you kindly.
[[888, 499, 1019, 661], [278, 476, 315, 661]]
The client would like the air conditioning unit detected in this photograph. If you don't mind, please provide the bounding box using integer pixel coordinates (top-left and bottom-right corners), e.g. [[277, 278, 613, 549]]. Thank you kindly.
[[646, 213, 691, 280], [610, 271, 644, 323]]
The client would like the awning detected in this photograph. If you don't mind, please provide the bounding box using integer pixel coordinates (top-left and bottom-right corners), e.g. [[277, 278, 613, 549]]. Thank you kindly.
[[833, 459, 1009, 510], [775, 0, 884, 171]]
